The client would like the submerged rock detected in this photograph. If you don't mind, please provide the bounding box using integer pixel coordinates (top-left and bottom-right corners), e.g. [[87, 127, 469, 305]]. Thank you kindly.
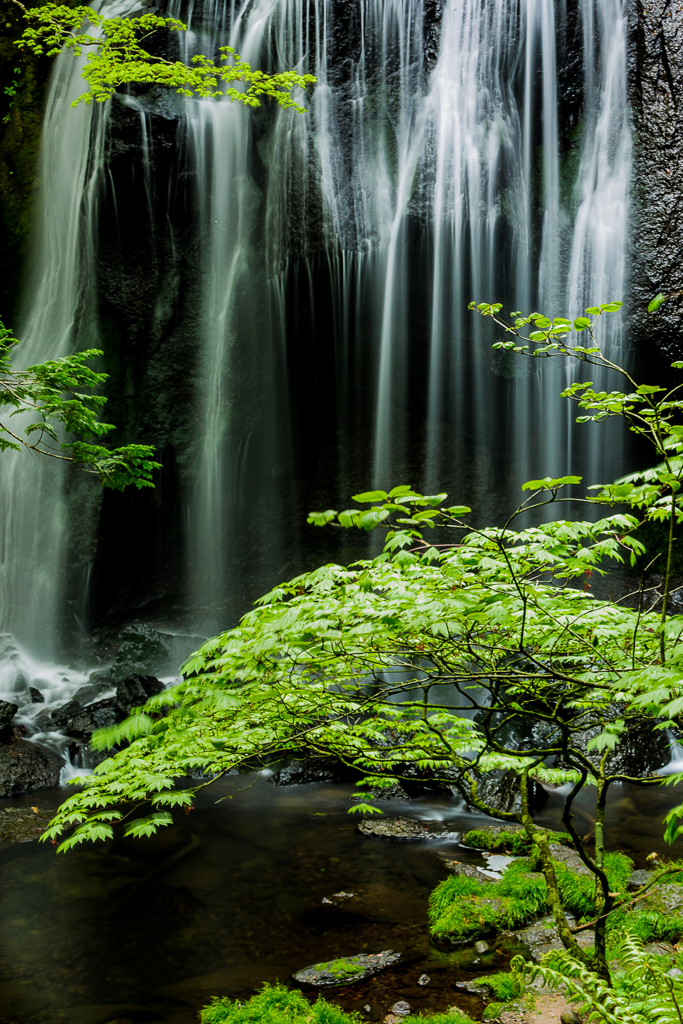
[[0, 740, 64, 796], [292, 950, 401, 987], [358, 816, 449, 840], [0, 805, 57, 843]]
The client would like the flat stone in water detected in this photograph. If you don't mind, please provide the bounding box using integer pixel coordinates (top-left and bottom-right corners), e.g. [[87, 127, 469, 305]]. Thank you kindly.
[[0, 805, 57, 843], [292, 950, 401, 987], [358, 817, 447, 840]]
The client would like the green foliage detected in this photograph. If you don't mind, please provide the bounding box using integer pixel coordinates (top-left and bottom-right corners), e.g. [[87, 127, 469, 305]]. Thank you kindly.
[[480, 971, 524, 1001], [12, 2, 316, 110], [199, 984, 476, 1024], [429, 858, 547, 944], [39, 295, 683, 978], [462, 828, 572, 856], [514, 932, 683, 1023], [200, 984, 359, 1024], [318, 959, 365, 979], [0, 318, 159, 486], [555, 853, 633, 922]]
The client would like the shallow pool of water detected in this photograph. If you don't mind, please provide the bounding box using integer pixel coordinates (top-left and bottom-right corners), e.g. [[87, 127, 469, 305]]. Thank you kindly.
[[0, 774, 681, 1024]]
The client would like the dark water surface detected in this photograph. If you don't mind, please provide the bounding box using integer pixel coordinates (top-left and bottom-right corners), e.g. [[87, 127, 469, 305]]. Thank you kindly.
[[1, 776, 681, 1024]]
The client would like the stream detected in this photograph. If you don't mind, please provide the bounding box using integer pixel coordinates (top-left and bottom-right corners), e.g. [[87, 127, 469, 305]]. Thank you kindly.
[[1, 771, 681, 1024]]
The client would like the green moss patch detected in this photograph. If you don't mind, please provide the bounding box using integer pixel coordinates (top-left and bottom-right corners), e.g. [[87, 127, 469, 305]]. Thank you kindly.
[[429, 858, 547, 945], [461, 826, 572, 856], [430, 849, 636, 945]]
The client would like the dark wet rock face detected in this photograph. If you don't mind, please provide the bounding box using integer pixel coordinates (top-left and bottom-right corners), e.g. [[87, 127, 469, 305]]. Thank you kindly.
[[555, 715, 670, 778], [292, 950, 401, 987], [112, 624, 205, 683], [0, 805, 57, 844], [115, 674, 165, 716], [0, 700, 18, 729], [629, 0, 683, 359], [271, 758, 354, 786], [358, 816, 451, 840], [28, 687, 44, 703], [0, 740, 64, 796]]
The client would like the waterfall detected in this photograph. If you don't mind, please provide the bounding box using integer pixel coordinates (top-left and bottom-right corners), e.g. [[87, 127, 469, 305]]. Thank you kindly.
[[4, 0, 632, 644]]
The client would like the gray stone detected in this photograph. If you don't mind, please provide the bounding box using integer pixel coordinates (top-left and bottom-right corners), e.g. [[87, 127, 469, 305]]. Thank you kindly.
[[71, 684, 104, 707], [0, 740, 64, 796], [292, 950, 401, 987], [116, 675, 165, 716], [510, 914, 594, 962], [271, 758, 350, 786], [358, 816, 447, 840], [417, 975, 430, 986], [0, 700, 18, 729], [474, 940, 490, 954], [629, 0, 683, 361], [436, 853, 495, 884], [50, 699, 83, 730], [112, 624, 205, 683], [389, 1002, 410, 1017], [627, 868, 654, 890], [29, 687, 44, 703]]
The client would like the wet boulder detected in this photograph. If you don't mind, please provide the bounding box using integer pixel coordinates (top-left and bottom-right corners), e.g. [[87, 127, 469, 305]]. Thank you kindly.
[[0, 740, 64, 796], [50, 699, 83, 731], [271, 757, 354, 786], [555, 715, 671, 778], [28, 687, 44, 703], [0, 696, 18, 737], [0, 700, 18, 730], [292, 950, 401, 987], [116, 674, 165, 716], [65, 697, 119, 738], [112, 623, 205, 683]]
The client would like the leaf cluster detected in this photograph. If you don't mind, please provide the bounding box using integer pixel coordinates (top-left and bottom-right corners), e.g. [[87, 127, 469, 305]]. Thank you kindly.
[[13, 2, 316, 110], [0, 317, 159, 487]]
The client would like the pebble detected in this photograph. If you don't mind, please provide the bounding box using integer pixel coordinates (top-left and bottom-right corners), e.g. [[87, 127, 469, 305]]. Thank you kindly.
[[417, 974, 430, 986], [474, 940, 489, 953], [389, 1001, 411, 1016]]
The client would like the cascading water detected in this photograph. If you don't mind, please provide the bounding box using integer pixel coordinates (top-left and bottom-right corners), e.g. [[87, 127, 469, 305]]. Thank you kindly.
[[3, 0, 632, 644]]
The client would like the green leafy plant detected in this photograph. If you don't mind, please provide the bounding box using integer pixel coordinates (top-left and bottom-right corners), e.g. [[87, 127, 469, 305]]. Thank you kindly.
[[0, 317, 159, 487], [40, 299, 683, 983], [513, 932, 683, 1023], [200, 983, 477, 1024], [8, 0, 315, 110]]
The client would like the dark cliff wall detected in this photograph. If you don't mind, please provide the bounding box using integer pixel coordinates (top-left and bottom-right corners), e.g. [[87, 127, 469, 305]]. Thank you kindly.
[[629, 0, 683, 359], [0, 8, 51, 325]]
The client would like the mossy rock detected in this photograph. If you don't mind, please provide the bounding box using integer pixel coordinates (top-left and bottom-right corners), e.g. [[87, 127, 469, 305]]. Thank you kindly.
[[292, 950, 401, 987], [429, 850, 635, 946], [429, 858, 547, 946], [461, 825, 572, 856]]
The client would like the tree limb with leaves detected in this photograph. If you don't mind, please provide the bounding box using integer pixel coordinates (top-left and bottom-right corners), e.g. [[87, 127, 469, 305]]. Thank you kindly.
[[0, 317, 160, 488], [6, 0, 315, 110], [39, 300, 683, 983]]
